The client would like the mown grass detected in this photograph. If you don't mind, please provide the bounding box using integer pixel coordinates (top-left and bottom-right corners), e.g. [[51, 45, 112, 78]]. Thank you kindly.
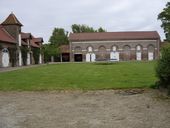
[[0, 61, 157, 91]]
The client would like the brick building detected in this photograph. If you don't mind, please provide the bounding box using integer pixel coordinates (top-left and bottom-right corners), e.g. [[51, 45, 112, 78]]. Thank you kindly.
[[0, 13, 43, 67], [68, 32, 161, 62]]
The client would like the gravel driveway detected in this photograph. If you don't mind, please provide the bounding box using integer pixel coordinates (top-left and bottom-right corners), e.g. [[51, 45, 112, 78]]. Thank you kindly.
[[0, 89, 170, 128]]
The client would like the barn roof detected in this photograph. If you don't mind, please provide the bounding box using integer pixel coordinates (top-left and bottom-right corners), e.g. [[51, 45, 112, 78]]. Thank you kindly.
[[21, 32, 32, 39], [30, 37, 43, 48], [69, 31, 160, 41], [0, 25, 16, 43]]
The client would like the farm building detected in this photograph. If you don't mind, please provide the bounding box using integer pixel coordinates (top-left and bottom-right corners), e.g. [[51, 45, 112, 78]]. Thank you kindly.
[[0, 13, 43, 67], [68, 32, 161, 62]]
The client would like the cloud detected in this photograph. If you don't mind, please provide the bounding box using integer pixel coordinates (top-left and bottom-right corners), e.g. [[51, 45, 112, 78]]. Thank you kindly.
[[0, 0, 169, 42]]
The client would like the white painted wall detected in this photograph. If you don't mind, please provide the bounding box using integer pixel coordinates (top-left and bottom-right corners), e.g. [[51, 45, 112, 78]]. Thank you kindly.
[[110, 52, 119, 61], [91, 53, 96, 62], [136, 52, 142, 61], [148, 52, 154, 60], [86, 53, 90, 62]]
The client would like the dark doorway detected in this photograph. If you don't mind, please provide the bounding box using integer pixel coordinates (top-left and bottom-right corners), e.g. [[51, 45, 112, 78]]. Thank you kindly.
[[62, 53, 70, 62], [74, 54, 83, 62]]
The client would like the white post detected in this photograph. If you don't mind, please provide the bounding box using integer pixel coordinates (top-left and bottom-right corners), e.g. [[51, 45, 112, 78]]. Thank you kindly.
[[18, 34, 21, 46], [39, 54, 42, 64], [19, 49, 22, 66], [27, 52, 30, 65], [18, 34, 22, 66]]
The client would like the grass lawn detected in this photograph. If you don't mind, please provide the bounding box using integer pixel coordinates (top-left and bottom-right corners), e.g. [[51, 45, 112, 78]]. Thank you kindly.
[[0, 61, 157, 91]]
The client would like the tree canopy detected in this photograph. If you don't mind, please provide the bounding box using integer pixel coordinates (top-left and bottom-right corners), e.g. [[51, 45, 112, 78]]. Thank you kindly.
[[71, 24, 106, 33], [158, 2, 170, 41], [49, 28, 69, 46]]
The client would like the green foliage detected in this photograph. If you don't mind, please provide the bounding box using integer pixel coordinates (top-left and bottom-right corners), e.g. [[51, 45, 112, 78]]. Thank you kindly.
[[32, 48, 40, 64], [158, 2, 170, 41], [42, 44, 59, 63], [71, 24, 106, 33], [8, 47, 17, 67], [156, 44, 170, 93], [98, 27, 106, 32], [49, 28, 68, 46], [21, 46, 29, 66], [0, 62, 156, 91]]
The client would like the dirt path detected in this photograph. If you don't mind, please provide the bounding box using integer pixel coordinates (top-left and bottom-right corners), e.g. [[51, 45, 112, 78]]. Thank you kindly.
[[0, 89, 170, 128], [0, 64, 45, 73]]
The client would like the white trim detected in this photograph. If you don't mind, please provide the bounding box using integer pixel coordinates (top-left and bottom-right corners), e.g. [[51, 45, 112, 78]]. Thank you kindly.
[[19, 50, 22, 66], [71, 40, 157, 44], [18, 34, 21, 46]]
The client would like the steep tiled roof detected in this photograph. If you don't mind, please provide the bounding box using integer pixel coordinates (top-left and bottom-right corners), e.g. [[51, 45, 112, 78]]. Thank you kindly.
[[1, 13, 23, 26], [30, 37, 43, 48], [0, 25, 16, 43], [21, 32, 32, 39], [32, 37, 44, 43], [69, 31, 160, 41]]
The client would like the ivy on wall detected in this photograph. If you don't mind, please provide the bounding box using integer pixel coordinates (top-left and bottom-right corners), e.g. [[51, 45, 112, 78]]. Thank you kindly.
[[8, 47, 17, 67], [32, 48, 40, 64], [21, 46, 29, 66]]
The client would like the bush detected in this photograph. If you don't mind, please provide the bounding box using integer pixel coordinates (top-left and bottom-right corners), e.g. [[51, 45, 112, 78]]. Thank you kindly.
[[156, 44, 170, 94]]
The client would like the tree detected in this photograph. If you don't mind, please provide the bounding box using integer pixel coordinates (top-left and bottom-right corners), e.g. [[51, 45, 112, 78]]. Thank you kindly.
[[158, 2, 170, 41], [98, 27, 106, 32], [71, 24, 106, 33], [42, 43, 59, 63], [156, 44, 170, 94], [49, 28, 69, 46]]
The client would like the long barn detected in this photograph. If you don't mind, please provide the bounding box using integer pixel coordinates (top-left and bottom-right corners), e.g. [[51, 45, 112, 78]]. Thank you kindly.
[[68, 32, 161, 62]]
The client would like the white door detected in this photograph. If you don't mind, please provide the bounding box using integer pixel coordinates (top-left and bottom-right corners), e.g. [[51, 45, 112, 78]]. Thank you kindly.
[[148, 52, 154, 60], [2, 49, 9, 67], [91, 53, 96, 62], [86, 53, 90, 62], [136, 52, 142, 61], [110, 52, 119, 61]]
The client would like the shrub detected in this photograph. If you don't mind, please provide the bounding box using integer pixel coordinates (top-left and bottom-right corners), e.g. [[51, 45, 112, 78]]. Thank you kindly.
[[156, 44, 170, 94]]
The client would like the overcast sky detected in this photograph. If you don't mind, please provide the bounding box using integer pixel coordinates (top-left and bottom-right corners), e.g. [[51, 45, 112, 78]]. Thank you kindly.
[[0, 0, 169, 42]]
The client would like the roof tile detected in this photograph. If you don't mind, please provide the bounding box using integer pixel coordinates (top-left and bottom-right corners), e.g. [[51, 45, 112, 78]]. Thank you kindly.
[[69, 31, 160, 41]]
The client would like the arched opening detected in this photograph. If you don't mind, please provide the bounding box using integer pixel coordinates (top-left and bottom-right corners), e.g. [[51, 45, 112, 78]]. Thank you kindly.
[[136, 45, 142, 61], [98, 46, 107, 61], [86, 46, 96, 62], [148, 45, 155, 61], [74, 46, 83, 62], [2, 48, 9, 67], [110, 45, 119, 61], [123, 45, 131, 61]]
